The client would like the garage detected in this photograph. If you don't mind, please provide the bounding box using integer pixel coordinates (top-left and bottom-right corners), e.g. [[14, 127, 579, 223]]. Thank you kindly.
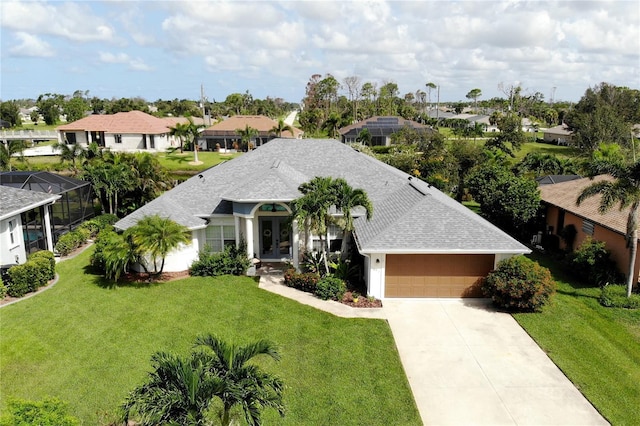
[[385, 254, 495, 298]]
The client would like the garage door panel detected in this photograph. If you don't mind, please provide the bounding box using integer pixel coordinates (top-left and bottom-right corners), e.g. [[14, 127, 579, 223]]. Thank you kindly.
[[385, 254, 494, 298]]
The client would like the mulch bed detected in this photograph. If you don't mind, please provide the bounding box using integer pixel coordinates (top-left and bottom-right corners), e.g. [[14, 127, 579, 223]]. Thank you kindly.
[[341, 291, 383, 308], [120, 270, 190, 284]]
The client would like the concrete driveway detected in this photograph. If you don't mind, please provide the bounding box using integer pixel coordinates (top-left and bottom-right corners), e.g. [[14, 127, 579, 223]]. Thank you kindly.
[[384, 299, 608, 425]]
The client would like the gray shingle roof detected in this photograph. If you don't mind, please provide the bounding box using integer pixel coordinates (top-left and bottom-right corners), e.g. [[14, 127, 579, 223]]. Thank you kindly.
[[116, 138, 528, 254], [0, 186, 60, 220]]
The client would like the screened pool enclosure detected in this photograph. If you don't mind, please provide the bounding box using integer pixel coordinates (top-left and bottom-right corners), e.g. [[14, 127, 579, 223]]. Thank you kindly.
[[0, 172, 95, 253]]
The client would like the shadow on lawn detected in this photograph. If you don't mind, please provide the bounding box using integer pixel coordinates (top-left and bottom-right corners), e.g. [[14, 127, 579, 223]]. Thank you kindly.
[[82, 264, 164, 290]]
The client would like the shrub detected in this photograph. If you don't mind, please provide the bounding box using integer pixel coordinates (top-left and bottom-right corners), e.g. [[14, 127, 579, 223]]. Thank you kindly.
[[89, 229, 117, 272], [30, 257, 52, 287], [0, 276, 6, 299], [77, 214, 117, 239], [55, 232, 81, 256], [599, 285, 640, 309], [570, 237, 622, 287], [482, 256, 556, 312], [6, 258, 48, 297], [190, 245, 250, 277], [283, 269, 319, 293], [315, 275, 347, 301], [29, 251, 56, 280], [0, 397, 79, 426]]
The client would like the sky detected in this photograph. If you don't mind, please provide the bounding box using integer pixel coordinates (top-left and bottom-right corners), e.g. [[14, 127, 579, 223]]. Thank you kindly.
[[1, 0, 639, 104]]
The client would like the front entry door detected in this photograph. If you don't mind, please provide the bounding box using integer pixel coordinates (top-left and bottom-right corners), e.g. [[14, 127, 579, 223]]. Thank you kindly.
[[259, 217, 291, 259]]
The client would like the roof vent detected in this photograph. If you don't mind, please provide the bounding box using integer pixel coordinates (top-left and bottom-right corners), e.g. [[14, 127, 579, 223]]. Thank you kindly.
[[271, 159, 281, 168]]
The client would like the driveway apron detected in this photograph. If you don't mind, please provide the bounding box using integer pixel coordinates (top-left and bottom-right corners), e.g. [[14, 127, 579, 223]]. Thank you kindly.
[[383, 299, 608, 425]]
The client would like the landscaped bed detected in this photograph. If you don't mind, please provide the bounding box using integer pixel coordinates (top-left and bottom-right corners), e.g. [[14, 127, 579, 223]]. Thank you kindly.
[[514, 252, 640, 425], [0, 248, 420, 425]]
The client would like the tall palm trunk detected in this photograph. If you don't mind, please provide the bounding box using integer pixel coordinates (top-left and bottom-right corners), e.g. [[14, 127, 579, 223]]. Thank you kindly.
[[626, 201, 639, 297]]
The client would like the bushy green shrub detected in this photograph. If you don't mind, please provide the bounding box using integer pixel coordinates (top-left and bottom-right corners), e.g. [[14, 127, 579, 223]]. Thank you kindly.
[[89, 229, 117, 272], [315, 275, 347, 301], [0, 397, 79, 426], [599, 285, 640, 309], [283, 269, 319, 293], [55, 228, 91, 256], [29, 250, 56, 280], [482, 256, 556, 312], [77, 214, 117, 239], [190, 245, 250, 277], [570, 237, 622, 287], [0, 276, 6, 299]]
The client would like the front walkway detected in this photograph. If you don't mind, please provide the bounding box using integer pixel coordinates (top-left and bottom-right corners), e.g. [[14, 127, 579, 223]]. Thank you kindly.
[[259, 275, 608, 425]]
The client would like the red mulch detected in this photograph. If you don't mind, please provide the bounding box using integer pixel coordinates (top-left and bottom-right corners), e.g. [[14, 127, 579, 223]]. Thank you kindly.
[[341, 291, 383, 308], [120, 270, 190, 284]]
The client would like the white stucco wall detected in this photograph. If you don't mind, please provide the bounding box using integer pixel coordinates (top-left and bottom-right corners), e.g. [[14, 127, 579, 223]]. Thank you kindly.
[[0, 215, 27, 266], [364, 253, 386, 299]]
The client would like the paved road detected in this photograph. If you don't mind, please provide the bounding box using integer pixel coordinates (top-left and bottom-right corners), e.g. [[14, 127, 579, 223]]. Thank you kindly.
[[283, 110, 298, 126]]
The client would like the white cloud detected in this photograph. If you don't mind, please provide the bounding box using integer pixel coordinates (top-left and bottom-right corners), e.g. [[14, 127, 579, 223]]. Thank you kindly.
[[8, 32, 54, 57], [99, 51, 152, 71], [2, 0, 115, 42]]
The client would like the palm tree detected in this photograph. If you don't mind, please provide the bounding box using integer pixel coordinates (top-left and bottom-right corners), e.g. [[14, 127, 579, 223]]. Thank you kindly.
[[270, 119, 293, 138], [0, 140, 27, 171], [121, 351, 223, 425], [130, 214, 191, 275], [292, 176, 338, 274], [54, 141, 85, 174], [323, 112, 341, 139], [355, 128, 372, 146], [333, 178, 373, 257], [577, 159, 640, 297], [195, 334, 285, 426], [236, 124, 259, 150], [168, 120, 190, 153]]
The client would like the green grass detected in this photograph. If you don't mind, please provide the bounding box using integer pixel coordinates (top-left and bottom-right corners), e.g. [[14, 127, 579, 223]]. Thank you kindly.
[[513, 141, 580, 161], [514, 253, 640, 425], [155, 150, 241, 172], [0, 249, 419, 425]]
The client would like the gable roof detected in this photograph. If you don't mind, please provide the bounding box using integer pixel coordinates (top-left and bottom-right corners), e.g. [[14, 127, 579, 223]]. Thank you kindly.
[[57, 110, 172, 135], [539, 175, 628, 235], [339, 116, 433, 137], [0, 185, 60, 221], [202, 115, 303, 138], [116, 139, 528, 254]]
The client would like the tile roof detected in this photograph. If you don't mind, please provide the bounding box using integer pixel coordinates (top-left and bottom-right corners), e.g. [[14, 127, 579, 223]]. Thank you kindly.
[[116, 139, 528, 254], [539, 175, 628, 235], [202, 115, 303, 138], [57, 110, 174, 134], [0, 185, 60, 220]]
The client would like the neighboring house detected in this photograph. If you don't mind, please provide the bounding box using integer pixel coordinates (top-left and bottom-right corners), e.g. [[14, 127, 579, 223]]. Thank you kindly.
[[543, 124, 574, 145], [539, 175, 640, 281], [56, 110, 184, 152], [339, 116, 435, 146], [0, 171, 95, 247], [536, 175, 582, 186], [116, 138, 529, 299], [200, 115, 303, 151], [0, 185, 60, 269]]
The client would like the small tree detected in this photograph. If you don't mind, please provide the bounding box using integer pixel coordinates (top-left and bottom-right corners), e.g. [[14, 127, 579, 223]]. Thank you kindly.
[[269, 119, 293, 137], [129, 215, 191, 275]]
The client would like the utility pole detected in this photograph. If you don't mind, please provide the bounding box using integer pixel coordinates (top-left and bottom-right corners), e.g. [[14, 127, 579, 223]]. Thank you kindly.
[[200, 84, 209, 126]]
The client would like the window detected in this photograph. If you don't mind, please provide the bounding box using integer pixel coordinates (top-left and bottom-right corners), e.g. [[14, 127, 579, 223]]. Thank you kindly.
[[149, 135, 155, 149], [115, 134, 122, 144], [312, 224, 343, 252], [8, 219, 16, 245], [205, 225, 235, 252], [65, 133, 77, 144], [582, 220, 595, 236]]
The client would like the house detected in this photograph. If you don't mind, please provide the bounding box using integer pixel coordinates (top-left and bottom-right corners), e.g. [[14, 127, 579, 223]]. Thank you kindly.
[[0, 171, 95, 247], [56, 110, 185, 152], [539, 175, 640, 281], [116, 138, 529, 299], [0, 185, 60, 269], [199, 115, 303, 152], [339, 116, 434, 146], [543, 124, 574, 145]]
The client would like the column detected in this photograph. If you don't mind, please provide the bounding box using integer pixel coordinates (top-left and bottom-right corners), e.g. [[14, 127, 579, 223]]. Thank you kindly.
[[245, 217, 254, 259], [43, 205, 54, 252], [292, 219, 299, 269]]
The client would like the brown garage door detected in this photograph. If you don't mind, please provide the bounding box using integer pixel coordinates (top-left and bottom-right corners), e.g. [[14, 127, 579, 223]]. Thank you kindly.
[[385, 254, 495, 298]]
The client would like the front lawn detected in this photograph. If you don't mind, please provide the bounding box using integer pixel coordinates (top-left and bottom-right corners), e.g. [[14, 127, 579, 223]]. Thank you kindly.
[[515, 253, 640, 425], [0, 249, 419, 425]]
